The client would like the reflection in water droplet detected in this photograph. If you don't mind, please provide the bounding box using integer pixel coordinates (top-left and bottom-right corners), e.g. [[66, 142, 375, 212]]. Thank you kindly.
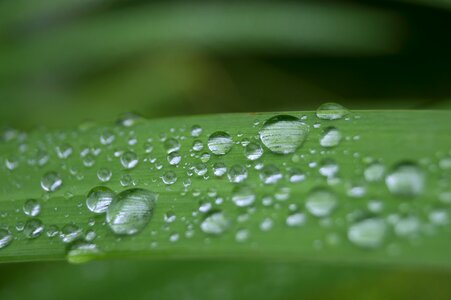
[[259, 115, 309, 154], [164, 138, 181, 154], [228, 164, 248, 183], [120, 151, 139, 169], [385, 162, 424, 197], [348, 218, 386, 249], [316, 102, 349, 120], [213, 163, 227, 177], [244, 142, 263, 161], [259, 165, 282, 184], [167, 152, 182, 165], [208, 131, 233, 155], [162, 171, 178, 185], [60, 223, 83, 243], [106, 188, 156, 235], [97, 168, 112, 182], [24, 219, 44, 239], [86, 186, 115, 214]]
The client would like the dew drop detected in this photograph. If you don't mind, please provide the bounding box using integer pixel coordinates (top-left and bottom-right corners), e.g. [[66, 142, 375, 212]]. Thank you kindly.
[[259, 115, 309, 154], [348, 218, 386, 249], [67, 242, 102, 264], [320, 127, 342, 148], [213, 163, 227, 177], [364, 162, 385, 182], [235, 229, 250, 242], [286, 212, 306, 227], [24, 219, 44, 239], [41, 172, 62, 192], [208, 131, 234, 155], [191, 125, 203, 137], [319, 159, 339, 178], [232, 185, 256, 207], [60, 223, 83, 243], [0, 229, 13, 249], [23, 199, 41, 217], [200, 211, 230, 235], [316, 102, 349, 120], [305, 188, 338, 217], [385, 162, 424, 198], [164, 138, 181, 154], [162, 171, 178, 185], [259, 164, 282, 184], [55, 143, 73, 159], [86, 186, 115, 214], [97, 168, 112, 182], [120, 151, 139, 169], [106, 188, 156, 235], [244, 142, 263, 161], [227, 164, 248, 183]]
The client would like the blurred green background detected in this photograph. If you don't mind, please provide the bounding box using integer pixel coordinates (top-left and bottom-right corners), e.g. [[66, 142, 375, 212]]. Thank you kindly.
[[1, 0, 451, 299]]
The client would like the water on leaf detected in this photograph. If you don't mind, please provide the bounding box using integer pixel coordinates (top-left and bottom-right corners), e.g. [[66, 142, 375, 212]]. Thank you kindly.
[[120, 151, 139, 169], [207, 131, 233, 155], [86, 186, 115, 214], [24, 219, 44, 239], [385, 162, 425, 197], [259, 115, 309, 154], [348, 218, 386, 249], [232, 185, 256, 207], [23, 199, 41, 217], [305, 187, 338, 217], [0, 229, 13, 249], [316, 102, 349, 120], [320, 127, 342, 147], [106, 188, 156, 235], [200, 211, 230, 235], [41, 171, 63, 192]]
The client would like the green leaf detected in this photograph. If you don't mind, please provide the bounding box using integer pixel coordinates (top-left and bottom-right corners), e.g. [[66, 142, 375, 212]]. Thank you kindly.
[[0, 110, 450, 267]]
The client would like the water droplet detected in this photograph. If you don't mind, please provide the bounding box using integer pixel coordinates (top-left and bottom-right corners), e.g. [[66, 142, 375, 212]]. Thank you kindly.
[[46, 225, 59, 238], [106, 188, 156, 235], [191, 125, 203, 137], [208, 131, 233, 155], [55, 143, 73, 159], [439, 156, 451, 170], [429, 209, 449, 226], [193, 163, 208, 176], [0, 229, 13, 249], [364, 162, 385, 182], [394, 216, 420, 237], [232, 185, 256, 207], [235, 229, 250, 242], [259, 115, 309, 154], [348, 218, 386, 249], [305, 188, 338, 217], [41, 172, 62, 192], [319, 159, 339, 178], [213, 163, 227, 177], [120, 151, 139, 169], [60, 223, 83, 243], [200, 211, 230, 235], [316, 102, 349, 120], [164, 138, 181, 154], [162, 171, 178, 185], [167, 152, 181, 165], [288, 168, 305, 183], [24, 219, 44, 239], [228, 164, 248, 183], [244, 142, 263, 161], [192, 140, 204, 152], [169, 232, 180, 242], [117, 112, 141, 127], [86, 186, 115, 214], [259, 164, 282, 184], [97, 168, 112, 182], [164, 211, 176, 223], [385, 162, 424, 197], [286, 212, 306, 227], [320, 127, 342, 147], [100, 130, 115, 145], [23, 199, 41, 217], [67, 242, 101, 264], [260, 218, 273, 231]]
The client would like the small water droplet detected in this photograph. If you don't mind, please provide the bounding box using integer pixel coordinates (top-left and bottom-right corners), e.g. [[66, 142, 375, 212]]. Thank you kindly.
[[24, 219, 44, 239], [259, 164, 282, 184], [23, 199, 41, 217], [164, 138, 181, 154], [364, 162, 385, 182], [120, 151, 139, 169], [86, 186, 115, 214], [60, 223, 83, 243], [208, 131, 233, 155], [0, 229, 13, 249], [164, 211, 176, 223], [286, 212, 306, 227], [305, 188, 338, 217], [320, 127, 342, 148], [106, 188, 156, 235], [316, 102, 349, 120], [232, 185, 256, 207], [259, 115, 309, 154], [235, 229, 250, 242], [260, 218, 273, 231], [200, 211, 230, 235], [191, 125, 203, 137], [319, 159, 339, 178], [385, 162, 424, 198], [167, 152, 181, 165], [97, 168, 112, 182], [162, 171, 178, 185], [67, 242, 102, 264], [228, 164, 248, 183], [41, 172, 63, 192], [348, 218, 386, 249], [244, 142, 263, 161], [213, 163, 227, 177]]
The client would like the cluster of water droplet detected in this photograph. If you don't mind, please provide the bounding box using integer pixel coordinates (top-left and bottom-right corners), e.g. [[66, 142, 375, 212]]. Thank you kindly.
[[0, 104, 449, 264]]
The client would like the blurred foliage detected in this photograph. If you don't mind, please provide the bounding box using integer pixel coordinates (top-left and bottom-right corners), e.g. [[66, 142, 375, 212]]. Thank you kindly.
[[0, 1, 451, 299]]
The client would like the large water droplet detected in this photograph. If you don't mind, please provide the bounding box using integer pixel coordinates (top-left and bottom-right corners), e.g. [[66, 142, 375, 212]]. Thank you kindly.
[[106, 188, 156, 235], [86, 186, 115, 214], [316, 102, 349, 120], [320, 127, 342, 148], [305, 188, 338, 217], [385, 162, 424, 198], [41, 172, 62, 192], [348, 218, 386, 249], [200, 211, 230, 235], [207, 131, 233, 155], [259, 115, 309, 154]]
